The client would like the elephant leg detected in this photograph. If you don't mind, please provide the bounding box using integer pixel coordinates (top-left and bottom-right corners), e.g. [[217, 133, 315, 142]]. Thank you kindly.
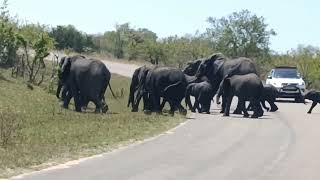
[[261, 100, 270, 112], [269, 101, 278, 112], [185, 96, 193, 111], [252, 99, 263, 118], [73, 95, 82, 112], [81, 96, 89, 111], [62, 91, 72, 109], [92, 97, 102, 113], [220, 96, 227, 114], [246, 102, 253, 111], [160, 98, 167, 111], [132, 91, 143, 112], [60, 86, 68, 101], [240, 98, 249, 118], [202, 100, 211, 114], [100, 95, 108, 113], [168, 101, 177, 116], [233, 101, 242, 114], [143, 93, 152, 115], [152, 93, 161, 113], [176, 102, 187, 116], [223, 95, 233, 117], [307, 102, 317, 114], [192, 100, 199, 113]]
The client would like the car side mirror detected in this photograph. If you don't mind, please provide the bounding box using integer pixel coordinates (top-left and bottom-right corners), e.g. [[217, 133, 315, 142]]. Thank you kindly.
[[267, 75, 272, 79]]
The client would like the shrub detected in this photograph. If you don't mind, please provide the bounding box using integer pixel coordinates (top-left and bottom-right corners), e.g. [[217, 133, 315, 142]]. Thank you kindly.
[[0, 107, 23, 148]]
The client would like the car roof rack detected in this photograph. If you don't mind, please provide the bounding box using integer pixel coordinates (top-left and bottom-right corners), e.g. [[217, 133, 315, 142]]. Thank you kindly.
[[274, 66, 297, 69]]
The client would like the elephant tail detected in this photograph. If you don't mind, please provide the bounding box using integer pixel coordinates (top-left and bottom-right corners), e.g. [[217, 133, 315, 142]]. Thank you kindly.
[[163, 81, 182, 93], [108, 84, 117, 99]]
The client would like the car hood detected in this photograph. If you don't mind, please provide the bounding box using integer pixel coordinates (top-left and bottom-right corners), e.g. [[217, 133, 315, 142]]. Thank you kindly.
[[273, 78, 304, 84]]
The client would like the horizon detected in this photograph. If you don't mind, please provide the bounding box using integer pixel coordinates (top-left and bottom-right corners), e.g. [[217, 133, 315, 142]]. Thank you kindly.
[[7, 0, 320, 53]]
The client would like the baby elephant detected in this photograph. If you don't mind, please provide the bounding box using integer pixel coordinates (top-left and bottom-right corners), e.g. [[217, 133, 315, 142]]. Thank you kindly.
[[221, 73, 264, 118], [185, 81, 214, 114], [304, 90, 320, 114]]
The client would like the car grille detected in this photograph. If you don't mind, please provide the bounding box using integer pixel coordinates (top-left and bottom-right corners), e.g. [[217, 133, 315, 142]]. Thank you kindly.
[[282, 83, 298, 86]]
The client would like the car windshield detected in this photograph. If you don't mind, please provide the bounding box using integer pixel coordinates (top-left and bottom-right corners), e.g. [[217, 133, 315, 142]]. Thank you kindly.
[[274, 69, 300, 79]]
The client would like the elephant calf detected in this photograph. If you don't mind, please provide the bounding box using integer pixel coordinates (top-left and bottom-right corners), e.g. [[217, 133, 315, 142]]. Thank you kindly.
[[220, 73, 264, 118], [185, 81, 214, 114], [247, 84, 279, 112], [304, 90, 320, 114]]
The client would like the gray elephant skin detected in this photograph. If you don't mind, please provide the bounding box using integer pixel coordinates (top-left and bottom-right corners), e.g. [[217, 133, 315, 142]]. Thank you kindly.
[[58, 55, 115, 113], [195, 53, 258, 114], [304, 90, 320, 113], [143, 66, 188, 115], [185, 81, 214, 114], [128, 65, 153, 112], [243, 84, 279, 112], [220, 73, 264, 118]]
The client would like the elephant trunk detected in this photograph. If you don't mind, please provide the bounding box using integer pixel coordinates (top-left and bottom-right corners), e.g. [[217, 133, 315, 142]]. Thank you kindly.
[[128, 83, 135, 108], [56, 80, 63, 99], [216, 95, 221, 105], [185, 75, 198, 84]]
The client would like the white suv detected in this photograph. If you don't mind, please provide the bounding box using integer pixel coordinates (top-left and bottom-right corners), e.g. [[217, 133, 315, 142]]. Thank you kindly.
[[266, 66, 305, 102]]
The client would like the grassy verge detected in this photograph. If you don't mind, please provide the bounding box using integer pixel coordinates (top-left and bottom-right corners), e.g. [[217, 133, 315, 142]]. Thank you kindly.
[[0, 68, 185, 178]]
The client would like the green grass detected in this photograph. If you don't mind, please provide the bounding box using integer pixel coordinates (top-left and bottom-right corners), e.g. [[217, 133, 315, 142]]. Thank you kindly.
[[0, 68, 185, 178]]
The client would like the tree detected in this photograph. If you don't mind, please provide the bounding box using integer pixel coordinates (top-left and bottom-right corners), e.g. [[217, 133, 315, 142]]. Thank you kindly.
[[49, 25, 94, 53], [206, 10, 276, 60], [18, 24, 54, 84], [0, 0, 19, 67]]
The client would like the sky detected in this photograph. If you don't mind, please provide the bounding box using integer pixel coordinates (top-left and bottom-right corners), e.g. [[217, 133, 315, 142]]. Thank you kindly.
[[7, 0, 320, 53]]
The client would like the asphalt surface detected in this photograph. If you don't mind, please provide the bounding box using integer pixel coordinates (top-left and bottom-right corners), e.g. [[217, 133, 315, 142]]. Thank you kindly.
[[12, 61, 320, 180]]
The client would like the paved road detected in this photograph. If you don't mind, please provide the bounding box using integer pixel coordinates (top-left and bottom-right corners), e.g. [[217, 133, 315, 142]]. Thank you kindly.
[[12, 61, 320, 180]]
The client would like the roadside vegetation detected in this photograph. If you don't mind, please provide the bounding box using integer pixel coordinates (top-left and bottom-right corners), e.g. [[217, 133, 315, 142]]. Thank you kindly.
[[0, 68, 184, 178]]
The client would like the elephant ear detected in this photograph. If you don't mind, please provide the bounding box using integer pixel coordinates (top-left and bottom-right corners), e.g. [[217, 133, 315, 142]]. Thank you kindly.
[[60, 57, 71, 81], [208, 53, 225, 62], [59, 56, 66, 68]]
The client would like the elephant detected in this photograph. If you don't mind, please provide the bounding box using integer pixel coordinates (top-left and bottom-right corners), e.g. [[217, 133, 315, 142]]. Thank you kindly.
[[143, 66, 188, 115], [219, 73, 264, 118], [195, 53, 258, 114], [185, 81, 214, 114], [183, 59, 203, 76], [58, 55, 116, 113], [56, 55, 86, 100], [303, 90, 320, 114], [128, 65, 154, 112], [246, 84, 279, 112]]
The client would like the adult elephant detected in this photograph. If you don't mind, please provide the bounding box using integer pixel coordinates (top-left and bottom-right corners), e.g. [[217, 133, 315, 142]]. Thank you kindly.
[[196, 53, 258, 114], [128, 65, 154, 112], [143, 66, 188, 115], [58, 56, 115, 113], [56, 55, 86, 100]]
